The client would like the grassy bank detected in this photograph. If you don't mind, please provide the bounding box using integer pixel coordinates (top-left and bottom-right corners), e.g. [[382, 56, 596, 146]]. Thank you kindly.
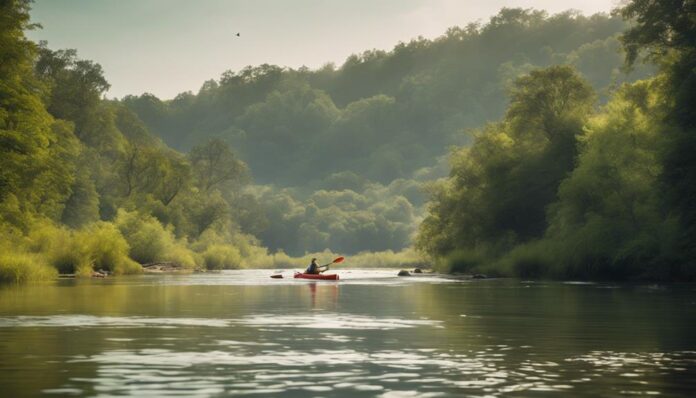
[[0, 215, 425, 284]]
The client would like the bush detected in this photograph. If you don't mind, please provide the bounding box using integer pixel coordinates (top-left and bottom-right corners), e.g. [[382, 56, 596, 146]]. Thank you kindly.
[[499, 241, 555, 278], [441, 248, 488, 274], [0, 253, 57, 284], [115, 209, 197, 268], [77, 222, 141, 275], [203, 244, 242, 270]]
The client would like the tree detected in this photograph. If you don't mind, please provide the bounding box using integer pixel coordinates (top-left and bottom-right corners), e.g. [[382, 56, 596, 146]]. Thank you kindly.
[[618, 0, 696, 269], [0, 0, 79, 227], [35, 46, 110, 134], [189, 138, 248, 192], [417, 66, 595, 257], [619, 0, 696, 67]]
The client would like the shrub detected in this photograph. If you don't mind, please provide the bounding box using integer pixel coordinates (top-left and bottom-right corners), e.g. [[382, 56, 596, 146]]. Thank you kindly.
[[22, 220, 92, 274], [203, 244, 242, 270], [442, 248, 488, 274], [0, 253, 57, 284], [77, 222, 141, 275], [115, 209, 197, 268]]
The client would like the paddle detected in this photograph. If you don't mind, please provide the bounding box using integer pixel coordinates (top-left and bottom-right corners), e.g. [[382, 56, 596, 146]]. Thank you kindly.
[[319, 256, 345, 273]]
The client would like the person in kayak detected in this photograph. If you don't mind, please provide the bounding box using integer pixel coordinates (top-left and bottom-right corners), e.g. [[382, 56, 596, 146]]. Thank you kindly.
[[305, 258, 326, 274]]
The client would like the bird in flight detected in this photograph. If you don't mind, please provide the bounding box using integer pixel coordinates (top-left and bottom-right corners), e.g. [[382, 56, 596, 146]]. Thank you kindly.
[[236, 32, 240, 37]]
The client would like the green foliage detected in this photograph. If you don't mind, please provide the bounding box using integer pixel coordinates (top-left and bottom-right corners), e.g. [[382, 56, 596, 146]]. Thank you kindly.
[[189, 138, 248, 192], [417, 65, 595, 257], [119, 9, 657, 255], [619, 1, 696, 271], [114, 209, 196, 268], [35, 45, 110, 136], [0, 253, 57, 284], [250, 178, 423, 255], [77, 222, 140, 275], [421, 67, 695, 280], [60, 164, 100, 228], [124, 9, 650, 187], [2, 0, 695, 282], [0, 1, 78, 226], [202, 244, 242, 270]]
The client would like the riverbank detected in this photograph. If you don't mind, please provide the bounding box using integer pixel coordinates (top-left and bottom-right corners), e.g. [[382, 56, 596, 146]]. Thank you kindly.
[[0, 246, 425, 285], [436, 246, 696, 282]]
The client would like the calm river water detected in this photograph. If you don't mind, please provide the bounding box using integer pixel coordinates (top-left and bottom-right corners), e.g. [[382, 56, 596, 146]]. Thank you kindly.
[[1, 269, 695, 397]]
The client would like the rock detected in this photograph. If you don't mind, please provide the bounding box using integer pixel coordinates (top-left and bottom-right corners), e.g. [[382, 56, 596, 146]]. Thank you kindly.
[[472, 274, 487, 279], [413, 268, 423, 274], [398, 270, 411, 277]]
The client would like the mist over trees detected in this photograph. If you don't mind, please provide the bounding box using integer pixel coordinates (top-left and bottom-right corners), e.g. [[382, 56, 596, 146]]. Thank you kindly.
[[122, 9, 652, 254], [124, 9, 651, 185]]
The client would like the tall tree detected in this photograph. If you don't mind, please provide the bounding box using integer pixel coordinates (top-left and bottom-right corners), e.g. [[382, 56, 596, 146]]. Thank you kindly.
[[619, 0, 696, 266], [0, 0, 79, 227], [189, 138, 248, 192], [417, 66, 595, 257]]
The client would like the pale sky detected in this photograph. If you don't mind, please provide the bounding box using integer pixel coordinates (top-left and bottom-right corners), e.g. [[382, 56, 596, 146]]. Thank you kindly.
[[27, 0, 618, 99]]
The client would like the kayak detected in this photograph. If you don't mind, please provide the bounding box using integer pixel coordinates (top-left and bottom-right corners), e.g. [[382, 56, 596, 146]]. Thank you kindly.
[[294, 272, 339, 281]]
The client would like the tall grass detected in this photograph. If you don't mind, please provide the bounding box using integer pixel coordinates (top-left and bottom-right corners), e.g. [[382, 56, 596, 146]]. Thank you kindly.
[[0, 253, 57, 284], [23, 220, 143, 276]]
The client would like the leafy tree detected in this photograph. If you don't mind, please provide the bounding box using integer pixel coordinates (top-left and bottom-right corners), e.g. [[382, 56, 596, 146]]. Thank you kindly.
[[35, 45, 110, 135], [417, 66, 594, 257], [0, 0, 78, 227], [619, 0, 696, 271], [189, 138, 248, 192]]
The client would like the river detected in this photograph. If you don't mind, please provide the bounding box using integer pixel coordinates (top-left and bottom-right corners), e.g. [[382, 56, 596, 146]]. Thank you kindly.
[[1, 269, 695, 397]]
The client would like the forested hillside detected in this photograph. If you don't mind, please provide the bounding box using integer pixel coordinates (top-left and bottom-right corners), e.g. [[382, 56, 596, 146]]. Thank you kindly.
[[123, 9, 652, 255], [124, 9, 650, 185], [417, 1, 696, 281]]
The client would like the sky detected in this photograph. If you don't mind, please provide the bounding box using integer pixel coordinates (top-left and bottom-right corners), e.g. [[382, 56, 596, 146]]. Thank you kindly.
[[27, 0, 618, 99]]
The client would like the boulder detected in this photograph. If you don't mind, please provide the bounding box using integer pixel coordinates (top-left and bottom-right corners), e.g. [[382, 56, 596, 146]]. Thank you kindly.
[[413, 268, 423, 274], [397, 270, 411, 277]]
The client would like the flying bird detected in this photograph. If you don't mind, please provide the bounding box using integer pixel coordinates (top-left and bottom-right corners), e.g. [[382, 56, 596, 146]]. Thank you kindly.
[[236, 32, 240, 37]]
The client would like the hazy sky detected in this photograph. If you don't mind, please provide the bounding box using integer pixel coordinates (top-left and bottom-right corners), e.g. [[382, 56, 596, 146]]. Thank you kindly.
[[27, 0, 618, 99]]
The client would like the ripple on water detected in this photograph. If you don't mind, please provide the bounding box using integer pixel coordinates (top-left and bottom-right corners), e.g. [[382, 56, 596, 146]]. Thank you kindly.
[[0, 315, 230, 328], [54, 346, 696, 396], [0, 313, 442, 331], [238, 314, 443, 330]]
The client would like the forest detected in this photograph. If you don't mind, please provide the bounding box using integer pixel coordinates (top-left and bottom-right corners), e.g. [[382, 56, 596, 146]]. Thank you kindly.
[[1, 0, 694, 282]]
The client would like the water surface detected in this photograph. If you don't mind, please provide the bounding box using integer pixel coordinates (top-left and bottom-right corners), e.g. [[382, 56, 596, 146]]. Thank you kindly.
[[1, 269, 695, 396]]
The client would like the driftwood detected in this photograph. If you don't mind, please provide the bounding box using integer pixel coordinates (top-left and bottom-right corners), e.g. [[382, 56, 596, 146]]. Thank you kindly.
[[142, 262, 190, 273]]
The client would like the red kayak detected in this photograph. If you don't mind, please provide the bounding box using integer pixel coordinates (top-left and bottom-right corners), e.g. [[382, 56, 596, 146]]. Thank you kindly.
[[294, 272, 339, 281]]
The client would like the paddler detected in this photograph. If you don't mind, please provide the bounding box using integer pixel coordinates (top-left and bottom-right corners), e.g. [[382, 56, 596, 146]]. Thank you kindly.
[[305, 258, 326, 274]]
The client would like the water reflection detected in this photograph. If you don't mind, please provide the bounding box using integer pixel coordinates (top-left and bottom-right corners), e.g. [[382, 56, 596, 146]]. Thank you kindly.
[[0, 270, 694, 397], [307, 282, 339, 309]]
